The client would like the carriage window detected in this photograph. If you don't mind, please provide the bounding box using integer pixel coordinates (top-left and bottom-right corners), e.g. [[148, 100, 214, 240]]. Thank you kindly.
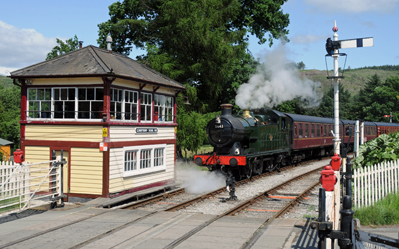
[[317, 124, 320, 137], [305, 124, 309, 138], [299, 124, 303, 138], [311, 124, 315, 137], [294, 125, 297, 137], [324, 125, 327, 136]]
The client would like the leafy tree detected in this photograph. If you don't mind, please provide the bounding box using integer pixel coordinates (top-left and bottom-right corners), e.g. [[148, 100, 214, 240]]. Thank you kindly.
[[0, 85, 21, 148], [316, 83, 353, 120], [98, 0, 289, 108], [296, 61, 305, 70], [352, 74, 382, 119], [362, 76, 399, 122], [46, 35, 79, 60]]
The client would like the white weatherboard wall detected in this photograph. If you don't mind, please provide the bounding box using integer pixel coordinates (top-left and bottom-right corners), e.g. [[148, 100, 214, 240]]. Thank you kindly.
[[109, 126, 175, 142], [353, 160, 399, 208], [109, 144, 175, 194]]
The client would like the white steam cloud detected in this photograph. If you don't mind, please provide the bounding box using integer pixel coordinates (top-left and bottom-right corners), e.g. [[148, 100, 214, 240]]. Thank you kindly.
[[177, 162, 226, 194], [235, 44, 321, 110]]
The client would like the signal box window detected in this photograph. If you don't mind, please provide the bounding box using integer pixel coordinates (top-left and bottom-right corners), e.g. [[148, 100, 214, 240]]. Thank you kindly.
[[28, 88, 51, 118], [110, 89, 123, 120], [77, 88, 103, 119], [53, 88, 76, 119], [140, 93, 152, 122]]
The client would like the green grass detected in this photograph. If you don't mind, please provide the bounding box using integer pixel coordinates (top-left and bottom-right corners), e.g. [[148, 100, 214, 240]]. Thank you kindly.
[[184, 145, 213, 158], [0, 196, 20, 214], [354, 192, 399, 225]]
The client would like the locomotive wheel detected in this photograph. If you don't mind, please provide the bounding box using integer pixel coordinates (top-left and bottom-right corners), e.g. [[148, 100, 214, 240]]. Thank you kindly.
[[245, 166, 253, 179]]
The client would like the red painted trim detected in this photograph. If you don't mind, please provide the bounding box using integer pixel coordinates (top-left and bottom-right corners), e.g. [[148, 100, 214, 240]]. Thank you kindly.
[[109, 179, 174, 198], [26, 84, 104, 88], [66, 193, 104, 199], [103, 149, 110, 197], [21, 84, 27, 121], [21, 139, 176, 148], [10, 75, 186, 91], [20, 121, 107, 126], [22, 140, 99, 147], [194, 154, 247, 166], [49, 147, 71, 194], [110, 139, 176, 148], [19, 120, 177, 127]]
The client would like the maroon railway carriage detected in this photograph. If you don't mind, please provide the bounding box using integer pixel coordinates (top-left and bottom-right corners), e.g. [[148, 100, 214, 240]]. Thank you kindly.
[[375, 122, 399, 137]]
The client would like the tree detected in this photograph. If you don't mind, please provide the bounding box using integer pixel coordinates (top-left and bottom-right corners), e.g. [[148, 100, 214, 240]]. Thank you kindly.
[[361, 76, 399, 122], [0, 86, 21, 148], [352, 74, 382, 120], [296, 61, 305, 70], [46, 35, 79, 60], [98, 0, 289, 109], [315, 83, 353, 120]]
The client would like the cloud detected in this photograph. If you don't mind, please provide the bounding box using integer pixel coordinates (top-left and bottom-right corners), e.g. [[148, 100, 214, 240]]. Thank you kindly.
[[291, 34, 327, 44], [0, 21, 57, 73], [304, 0, 399, 14]]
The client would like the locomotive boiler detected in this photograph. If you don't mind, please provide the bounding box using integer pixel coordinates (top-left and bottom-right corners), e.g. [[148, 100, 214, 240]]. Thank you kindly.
[[194, 104, 291, 180]]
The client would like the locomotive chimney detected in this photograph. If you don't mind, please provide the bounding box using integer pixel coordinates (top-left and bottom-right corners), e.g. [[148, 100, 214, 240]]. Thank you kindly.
[[220, 103, 233, 116]]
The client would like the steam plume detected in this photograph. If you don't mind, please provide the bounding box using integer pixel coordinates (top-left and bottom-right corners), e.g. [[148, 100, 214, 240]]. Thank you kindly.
[[177, 162, 226, 194], [235, 44, 321, 109]]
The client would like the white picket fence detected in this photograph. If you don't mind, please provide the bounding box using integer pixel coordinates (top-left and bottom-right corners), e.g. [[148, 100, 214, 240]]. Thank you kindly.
[[353, 159, 399, 208], [0, 160, 61, 215]]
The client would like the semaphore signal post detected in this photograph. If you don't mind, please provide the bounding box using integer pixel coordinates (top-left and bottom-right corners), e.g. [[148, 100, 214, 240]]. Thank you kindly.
[[322, 21, 374, 249]]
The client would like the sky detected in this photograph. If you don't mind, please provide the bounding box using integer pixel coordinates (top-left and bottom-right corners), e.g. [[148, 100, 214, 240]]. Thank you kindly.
[[1, 0, 398, 76]]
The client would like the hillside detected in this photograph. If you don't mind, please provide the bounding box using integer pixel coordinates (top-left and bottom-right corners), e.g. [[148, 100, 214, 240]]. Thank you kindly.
[[0, 75, 13, 88], [302, 68, 399, 96]]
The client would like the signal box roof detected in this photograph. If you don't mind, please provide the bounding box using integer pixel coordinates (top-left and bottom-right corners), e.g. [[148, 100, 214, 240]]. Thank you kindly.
[[10, 45, 185, 91]]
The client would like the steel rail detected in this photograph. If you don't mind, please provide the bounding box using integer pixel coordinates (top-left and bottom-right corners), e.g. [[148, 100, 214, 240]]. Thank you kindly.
[[163, 165, 325, 249]]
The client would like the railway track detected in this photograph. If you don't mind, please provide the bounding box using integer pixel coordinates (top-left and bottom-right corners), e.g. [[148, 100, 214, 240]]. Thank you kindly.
[[0, 159, 328, 249]]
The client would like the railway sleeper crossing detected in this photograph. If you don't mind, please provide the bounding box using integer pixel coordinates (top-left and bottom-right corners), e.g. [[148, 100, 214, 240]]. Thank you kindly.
[[0, 161, 326, 249]]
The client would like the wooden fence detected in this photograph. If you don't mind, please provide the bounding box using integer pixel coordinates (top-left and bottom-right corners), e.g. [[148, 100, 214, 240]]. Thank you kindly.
[[353, 159, 399, 208]]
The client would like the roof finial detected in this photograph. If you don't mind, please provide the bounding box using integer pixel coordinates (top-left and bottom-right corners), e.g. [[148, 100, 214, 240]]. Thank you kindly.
[[106, 33, 112, 52]]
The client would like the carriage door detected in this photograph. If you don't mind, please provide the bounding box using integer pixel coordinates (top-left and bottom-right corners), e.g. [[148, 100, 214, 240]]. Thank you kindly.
[[54, 149, 70, 194]]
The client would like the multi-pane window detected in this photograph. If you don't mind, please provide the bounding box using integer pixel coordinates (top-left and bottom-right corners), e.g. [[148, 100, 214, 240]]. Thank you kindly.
[[28, 89, 51, 118], [123, 145, 166, 176], [140, 92, 152, 122], [27, 87, 174, 123], [154, 148, 164, 166], [311, 124, 315, 137], [299, 124, 303, 138], [124, 90, 138, 121], [124, 150, 137, 172], [154, 95, 173, 122], [53, 88, 76, 119], [78, 88, 103, 119], [140, 149, 152, 169], [110, 89, 123, 120]]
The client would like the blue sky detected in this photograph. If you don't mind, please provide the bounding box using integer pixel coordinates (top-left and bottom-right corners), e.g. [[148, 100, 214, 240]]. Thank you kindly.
[[1, 0, 398, 75]]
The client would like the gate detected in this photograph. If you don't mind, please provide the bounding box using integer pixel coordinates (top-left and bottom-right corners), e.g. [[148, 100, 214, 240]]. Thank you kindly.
[[0, 151, 66, 215]]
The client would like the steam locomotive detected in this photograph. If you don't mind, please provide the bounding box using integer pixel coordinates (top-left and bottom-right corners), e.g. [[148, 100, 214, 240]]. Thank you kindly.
[[194, 104, 399, 181]]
